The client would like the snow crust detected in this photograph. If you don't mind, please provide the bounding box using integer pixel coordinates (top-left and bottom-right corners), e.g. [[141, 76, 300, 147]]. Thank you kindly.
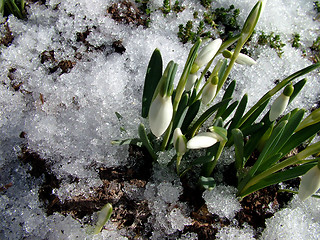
[[1, 0, 320, 239]]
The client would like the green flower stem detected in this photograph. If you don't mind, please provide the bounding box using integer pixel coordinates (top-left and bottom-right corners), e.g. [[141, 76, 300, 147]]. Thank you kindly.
[[176, 155, 183, 175], [161, 40, 201, 150]]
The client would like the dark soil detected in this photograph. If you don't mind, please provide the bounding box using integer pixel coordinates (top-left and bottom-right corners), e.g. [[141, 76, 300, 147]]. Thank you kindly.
[[19, 142, 297, 239]]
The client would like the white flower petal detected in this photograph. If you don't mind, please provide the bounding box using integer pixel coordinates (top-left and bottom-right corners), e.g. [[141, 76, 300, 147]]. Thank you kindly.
[[149, 94, 173, 137], [173, 128, 187, 155], [187, 132, 219, 149], [195, 39, 222, 68], [201, 83, 217, 105], [235, 52, 257, 66], [185, 73, 198, 91], [298, 165, 320, 201], [269, 94, 289, 122]]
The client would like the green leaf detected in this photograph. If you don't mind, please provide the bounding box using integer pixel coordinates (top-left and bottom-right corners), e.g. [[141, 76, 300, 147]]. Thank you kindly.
[[289, 78, 307, 104], [172, 92, 189, 130], [111, 138, 142, 146], [238, 120, 287, 192], [138, 123, 157, 160], [280, 121, 320, 156], [266, 109, 304, 156], [238, 162, 316, 198], [239, 62, 320, 127], [199, 176, 216, 190], [232, 129, 245, 170], [188, 98, 232, 137], [228, 94, 248, 136], [239, 99, 270, 130], [141, 49, 163, 118], [181, 99, 201, 133], [216, 80, 236, 118], [0, 0, 4, 16], [93, 203, 113, 234], [220, 101, 239, 121], [241, 122, 264, 137]]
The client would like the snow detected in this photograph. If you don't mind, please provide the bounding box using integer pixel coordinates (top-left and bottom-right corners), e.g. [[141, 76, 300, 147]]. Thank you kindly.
[[1, 0, 320, 239]]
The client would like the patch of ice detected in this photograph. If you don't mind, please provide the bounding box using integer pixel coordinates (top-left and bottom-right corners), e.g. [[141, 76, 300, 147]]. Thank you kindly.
[[203, 185, 241, 220], [216, 225, 255, 240]]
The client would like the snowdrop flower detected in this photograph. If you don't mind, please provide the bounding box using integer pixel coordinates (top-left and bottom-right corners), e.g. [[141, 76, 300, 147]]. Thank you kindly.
[[187, 132, 221, 149], [201, 75, 218, 105], [191, 38, 222, 73], [269, 84, 294, 122], [223, 50, 256, 66], [149, 93, 173, 137], [173, 128, 187, 156], [298, 163, 320, 201], [185, 73, 198, 91]]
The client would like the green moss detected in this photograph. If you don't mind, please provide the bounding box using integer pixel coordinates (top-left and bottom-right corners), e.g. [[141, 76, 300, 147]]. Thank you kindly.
[[314, 1, 320, 13], [160, 0, 185, 15], [311, 36, 320, 62], [257, 31, 286, 57], [200, 0, 213, 9], [291, 33, 301, 49]]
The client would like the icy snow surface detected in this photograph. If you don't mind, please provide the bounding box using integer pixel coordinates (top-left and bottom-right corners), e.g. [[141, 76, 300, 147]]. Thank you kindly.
[[1, 0, 320, 239]]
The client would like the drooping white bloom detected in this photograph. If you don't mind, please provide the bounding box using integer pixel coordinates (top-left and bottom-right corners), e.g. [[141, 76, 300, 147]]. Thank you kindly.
[[269, 94, 289, 122], [149, 94, 173, 137], [298, 164, 320, 201], [193, 39, 222, 71], [235, 52, 257, 66], [173, 128, 187, 156], [201, 82, 217, 105], [269, 84, 294, 122], [187, 132, 220, 149], [185, 73, 198, 91]]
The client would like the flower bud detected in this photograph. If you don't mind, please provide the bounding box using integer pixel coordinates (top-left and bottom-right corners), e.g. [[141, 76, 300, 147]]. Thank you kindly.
[[149, 93, 173, 137], [173, 128, 187, 156], [298, 164, 320, 201], [187, 132, 220, 149], [241, 0, 267, 42], [269, 84, 294, 122], [235, 52, 257, 65], [223, 50, 256, 65], [185, 73, 198, 91], [201, 76, 218, 105], [191, 38, 222, 73]]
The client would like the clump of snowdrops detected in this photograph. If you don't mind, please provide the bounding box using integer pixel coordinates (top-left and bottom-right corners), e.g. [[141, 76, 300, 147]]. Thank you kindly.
[[114, 0, 320, 200]]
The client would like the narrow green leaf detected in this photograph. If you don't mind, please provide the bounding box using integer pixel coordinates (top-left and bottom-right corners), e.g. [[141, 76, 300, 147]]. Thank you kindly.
[[141, 49, 163, 118], [255, 153, 283, 174], [93, 203, 113, 234], [111, 138, 142, 146], [241, 122, 264, 137], [239, 62, 320, 127], [238, 120, 287, 192], [138, 123, 157, 160], [268, 109, 304, 155], [181, 99, 201, 133], [238, 162, 316, 198], [216, 80, 236, 118], [187, 98, 232, 137], [199, 176, 216, 190], [289, 78, 307, 104], [172, 92, 189, 130], [239, 99, 270, 130], [0, 0, 5, 16], [221, 101, 239, 121], [228, 94, 248, 136], [280, 121, 320, 156], [233, 129, 245, 170]]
